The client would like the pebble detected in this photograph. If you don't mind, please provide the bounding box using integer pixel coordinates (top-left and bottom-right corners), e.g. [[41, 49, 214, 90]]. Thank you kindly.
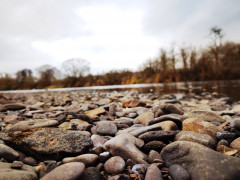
[[145, 164, 163, 180], [230, 137, 240, 150], [96, 121, 118, 136], [62, 154, 98, 166], [1, 90, 240, 180], [41, 162, 85, 180], [216, 131, 236, 144], [0, 144, 19, 162], [104, 156, 125, 175], [23, 156, 37, 166], [80, 167, 101, 180], [91, 134, 108, 147], [11, 161, 23, 169]]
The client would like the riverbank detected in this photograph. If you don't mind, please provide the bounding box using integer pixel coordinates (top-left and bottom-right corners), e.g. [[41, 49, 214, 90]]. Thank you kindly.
[[0, 90, 240, 179]]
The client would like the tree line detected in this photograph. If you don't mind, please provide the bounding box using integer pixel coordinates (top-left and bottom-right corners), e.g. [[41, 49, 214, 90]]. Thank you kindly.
[[1, 27, 240, 90]]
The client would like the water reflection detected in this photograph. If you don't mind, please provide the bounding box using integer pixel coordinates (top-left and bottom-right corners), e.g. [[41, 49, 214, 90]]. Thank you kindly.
[[138, 80, 240, 101], [1, 80, 240, 101]]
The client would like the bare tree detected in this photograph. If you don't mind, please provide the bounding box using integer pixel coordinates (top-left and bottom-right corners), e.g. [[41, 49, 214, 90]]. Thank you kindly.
[[16, 69, 32, 83], [36, 65, 59, 87], [210, 26, 224, 74], [62, 58, 90, 78]]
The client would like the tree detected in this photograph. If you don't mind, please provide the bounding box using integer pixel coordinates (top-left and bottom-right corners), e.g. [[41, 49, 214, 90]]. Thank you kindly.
[[62, 58, 90, 78], [210, 26, 224, 77], [16, 69, 32, 83], [36, 65, 59, 88]]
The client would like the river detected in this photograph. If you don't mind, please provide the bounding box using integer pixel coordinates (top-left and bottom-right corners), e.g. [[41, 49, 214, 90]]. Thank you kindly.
[[1, 80, 240, 101]]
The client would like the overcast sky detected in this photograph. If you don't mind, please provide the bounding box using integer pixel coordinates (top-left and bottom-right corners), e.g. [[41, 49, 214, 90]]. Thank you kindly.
[[0, 0, 240, 75]]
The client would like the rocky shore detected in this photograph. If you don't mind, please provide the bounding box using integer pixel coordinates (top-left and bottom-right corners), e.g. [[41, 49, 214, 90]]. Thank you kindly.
[[0, 90, 240, 180]]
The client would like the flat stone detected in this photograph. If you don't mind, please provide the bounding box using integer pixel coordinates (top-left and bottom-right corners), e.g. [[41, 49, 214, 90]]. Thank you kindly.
[[85, 107, 106, 118], [175, 131, 216, 149], [96, 121, 118, 136], [4, 115, 19, 124], [116, 125, 161, 137], [138, 130, 178, 143], [230, 137, 240, 150], [3, 103, 26, 111], [153, 121, 179, 131], [62, 154, 98, 166], [41, 162, 85, 180], [122, 100, 146, 108], [0, 128, 93, 160], [148, 114, 186, 128], [161, 141, 240, 180], [145, 164, 163, 180], [182, 118, 222, 140], [104, 156, 125, 175], [184, 110, 226, 123], [0, 144, 19, 162], [5, 119, 59, 132], [0, 162, 37, 180], [134, 112, 154, 125], [103, 134, 148, 164], [169, 164, 191, 180]]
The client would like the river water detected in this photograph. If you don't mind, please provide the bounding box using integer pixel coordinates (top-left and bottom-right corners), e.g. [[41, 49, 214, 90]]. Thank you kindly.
[[1, 80, 240, 101]]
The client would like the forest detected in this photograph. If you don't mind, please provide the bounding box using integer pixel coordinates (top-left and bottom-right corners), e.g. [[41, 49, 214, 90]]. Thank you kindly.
[[1, 27, 240, 90]]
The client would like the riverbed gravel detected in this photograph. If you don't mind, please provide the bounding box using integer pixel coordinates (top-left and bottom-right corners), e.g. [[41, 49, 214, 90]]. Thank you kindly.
[[0, 90, 240, 180]]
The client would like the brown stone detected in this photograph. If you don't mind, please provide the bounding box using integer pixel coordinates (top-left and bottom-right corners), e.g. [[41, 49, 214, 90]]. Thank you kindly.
[[85, 107, 106, 118], [230, 137, 240, 150], [182, 118, 222, 140], [217, 145, 238, 156]]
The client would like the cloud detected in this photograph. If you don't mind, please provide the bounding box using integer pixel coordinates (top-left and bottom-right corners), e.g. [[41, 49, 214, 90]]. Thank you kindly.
[[0, 0, 239, 75]]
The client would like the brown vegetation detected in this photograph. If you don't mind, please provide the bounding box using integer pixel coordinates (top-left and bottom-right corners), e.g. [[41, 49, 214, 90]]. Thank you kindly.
[[1, 28, 240, 90]]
